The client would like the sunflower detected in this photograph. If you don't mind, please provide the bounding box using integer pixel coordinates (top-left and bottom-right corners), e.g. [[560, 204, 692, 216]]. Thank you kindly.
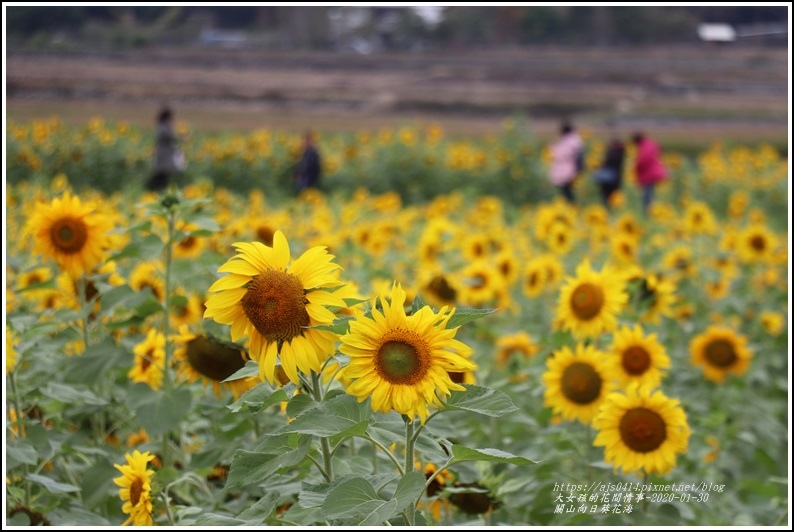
[[204, 231, 345, 385], [593, 386, 690, 476], [737, 224, 777, 264], [759, 311, 784, 336], [662, 246, 696, 279], [521, 259, 548, 298], [419, 462, 453, 522], [625, 271, 676, 324], [26, 191, 113, 277], [113, 450, 156, 526], [6, 327, 19, 373], [682, 201, 717, 235], [339, 283, 477, 424], [542, 343, 614, 425], [608, 325, 670, 389], [495, 332, 538, 368], [690, 325, 752, 383], [455, 261, 504, 307], [494, 250, 519, 286], [129, 262, 165, 301], [421, 271, 459, 309], [610, 233, 638, 265], [555, 260, 627, 339], [173, 222, 207, 259], [172, 325, 257, 399], [170, 291, 205, 329], [129, 329, 165, 391]]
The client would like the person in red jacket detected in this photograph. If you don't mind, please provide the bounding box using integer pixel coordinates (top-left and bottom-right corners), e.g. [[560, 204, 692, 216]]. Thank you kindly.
[[632, 132, 667, 214]]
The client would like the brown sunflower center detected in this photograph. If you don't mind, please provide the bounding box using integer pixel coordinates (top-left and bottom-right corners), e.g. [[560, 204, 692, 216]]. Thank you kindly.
[[448, 371, 465, 384], [528, 272, 538, 287], [570, 283, 604, 320], [240, 270, 309, 343], [619, 407, 667, 453], [622, 346, 651, 375], [428, 275, 456, 303], [130, 478, 144, 506], [141, 349, 154, 372], [186, 337, 247, 382], [704, 339, 737, 368], [256, 226, 275, 247], [376, 332, 430, 385], [178, 236, 197, 250], [561, 362, 602, 404], [750, 235, 766, 252], [50, 217, 88, 254]]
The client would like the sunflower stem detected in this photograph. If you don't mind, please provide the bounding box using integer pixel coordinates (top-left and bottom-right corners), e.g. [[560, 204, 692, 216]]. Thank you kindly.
[[404, 418, 417, 526], [306, 453, 330, 482], [9, 370, 32, 508], [362, 436, 404, 475], [311, 371, 334, 481], [77, 276, 90, 351], [163, 208, 176, 392]]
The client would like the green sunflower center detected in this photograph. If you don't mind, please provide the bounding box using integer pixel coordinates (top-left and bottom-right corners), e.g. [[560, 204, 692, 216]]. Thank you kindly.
[[376, 332, 430, 385], [570, 283, 605, 320], [622, 346, 651, 375], [750, 235, 766, 252], [186, 337, 247, 382], [241, 270, 310, 343], [619, 407, 667, 453], [704, 339, 737, 368], [130, 478, 144, 506], [561, 362, 602, 404], [50, 216, 88, 254]]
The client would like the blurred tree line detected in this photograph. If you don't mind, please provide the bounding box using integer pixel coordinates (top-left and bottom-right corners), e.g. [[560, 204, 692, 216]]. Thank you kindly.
[[6, 5, 788, 49]]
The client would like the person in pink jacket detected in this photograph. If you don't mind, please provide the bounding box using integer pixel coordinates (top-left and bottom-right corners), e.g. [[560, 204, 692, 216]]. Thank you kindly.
[[548, 122, 584, 204], [632, 132, 667, 214]]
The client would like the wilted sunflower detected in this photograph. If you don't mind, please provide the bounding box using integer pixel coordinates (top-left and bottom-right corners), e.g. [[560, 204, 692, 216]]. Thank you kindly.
[[129, 329, 165, 391], [690, 325, 752, 383], [204, 231, 345, 385], [608, 325, 670, 389], [339, 283, 477, 424], [542, 343, 614, 425], [593, 386, 690, 476], [172, 326, 257, 399], [113, 450, 156, 526], [556, 260, 627, 339], [26, 191, 112, 277]]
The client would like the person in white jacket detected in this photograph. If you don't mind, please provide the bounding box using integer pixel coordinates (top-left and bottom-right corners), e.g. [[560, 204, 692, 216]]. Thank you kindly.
[[548, 122, 584, 204]]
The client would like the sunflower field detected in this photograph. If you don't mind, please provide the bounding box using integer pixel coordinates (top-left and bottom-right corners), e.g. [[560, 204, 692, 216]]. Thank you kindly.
[[4, 118, 789, 526]]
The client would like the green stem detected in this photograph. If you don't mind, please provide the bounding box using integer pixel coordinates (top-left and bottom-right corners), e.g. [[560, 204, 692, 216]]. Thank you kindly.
[[306, 453, 330, 482], [363, 436, 404, 475], [163, 209, 175, 392], [77, 276, 90, 351], [404, 418, 417, 526], [409, 411, 439, 447], [311, 371, 333, 481], [9, 371, 32, 508], [160, 491, 175, 526]]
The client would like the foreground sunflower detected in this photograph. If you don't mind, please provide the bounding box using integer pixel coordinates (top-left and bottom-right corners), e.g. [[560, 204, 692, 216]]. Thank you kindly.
[[113, 450, 156, 526], [556, 260, 627, 339], [593, 386, 690, 476], [204, 231, 345, 385], [690, 325, 752, 383], [26, 191, 113, 277], [608, 325, 670, 389], [542, 343, 614, 425], [339, 283, 476, 424], [172, 326, 258, 399]]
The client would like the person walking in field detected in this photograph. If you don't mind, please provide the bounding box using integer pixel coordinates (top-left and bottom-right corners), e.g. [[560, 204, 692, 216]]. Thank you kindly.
[[293, 131, 322, 193], [632, 132, 667, 214], [548, 122, 584, 204], [593, 136, 626, 209], [146, 107, 183, 192]]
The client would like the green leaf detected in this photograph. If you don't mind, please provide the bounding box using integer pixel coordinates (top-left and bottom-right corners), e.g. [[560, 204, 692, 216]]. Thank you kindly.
[[63, 336, 125, 386], [17, 279, 56, 292], [286, 393, 317, 419], [447, 443, 538, 466], [134, 295, 163, 317], [441, 384, 517, 417], [223, 360, 259, 382], [194, 514, 247, 526], [299, 474, 398, 508], [445, 307, 498, 329], [367, 413, 448, 463], [237, 491, 280, 522], [135, 388, 193, 437], [411, 293, 428, 313], [185, 214, 221, 232], [40, 383, 108, 407], [27, 473, 80, 494], [6, 440, 38, 468], [392, 471, 426, 509], [310, 316, 354, 335], [276, 394, 371, 438], [80, 458, 118, 510], [227, 382, 294, 414], [321, 478, 393, 523], [225, 436, 312, 491]]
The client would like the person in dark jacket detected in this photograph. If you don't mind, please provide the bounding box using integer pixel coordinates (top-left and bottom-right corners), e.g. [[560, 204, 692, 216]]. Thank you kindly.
[[146, 107, 181, 192], [594, 137, 626, 209], [294, 131, 322, 193]]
